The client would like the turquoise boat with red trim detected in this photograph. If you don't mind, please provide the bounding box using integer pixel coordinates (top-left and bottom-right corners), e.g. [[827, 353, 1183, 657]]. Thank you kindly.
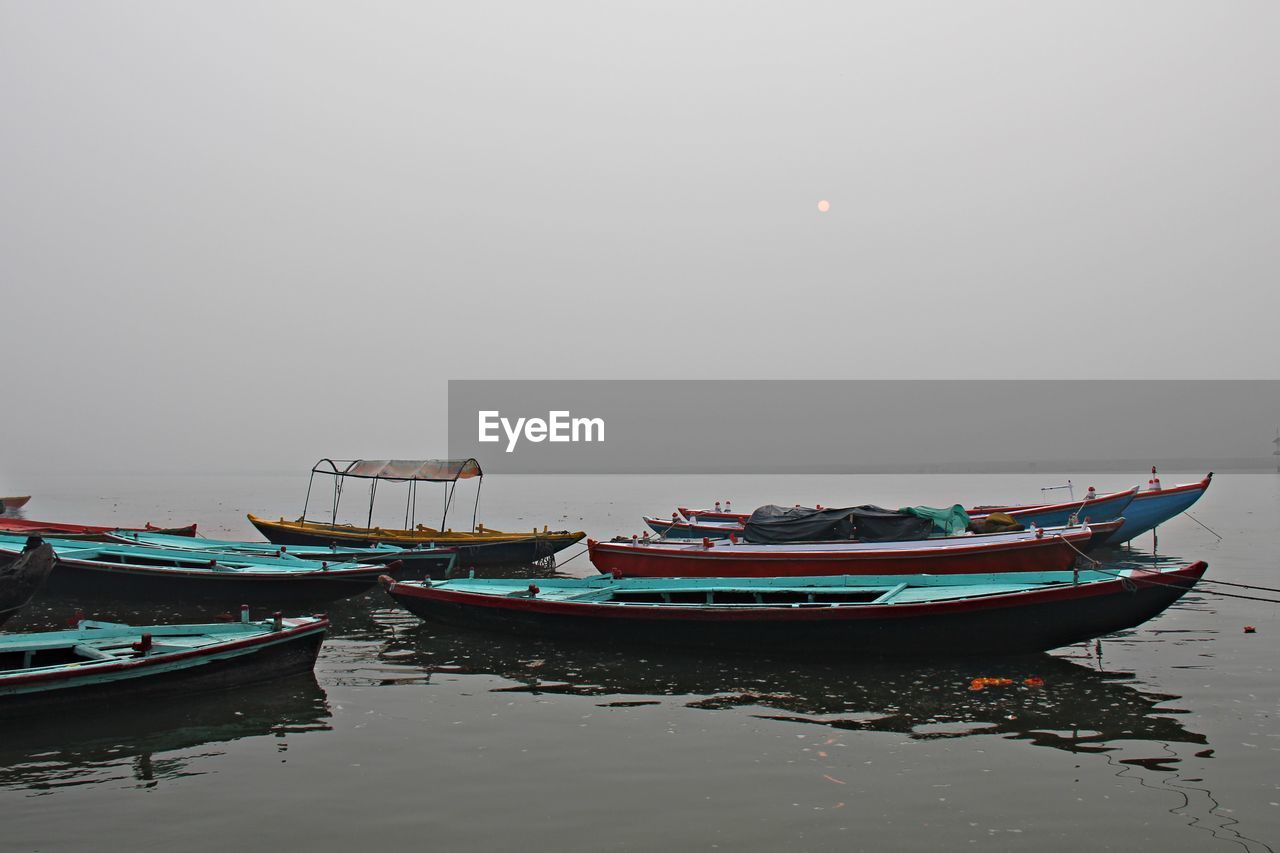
[[0, 613, 327, 717], [0, 534, 405, 603], [380, 561, 1207, 657]]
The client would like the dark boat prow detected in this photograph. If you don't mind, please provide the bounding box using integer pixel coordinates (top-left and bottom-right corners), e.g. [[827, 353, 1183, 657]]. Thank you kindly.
[[0, 539, 56, 628]]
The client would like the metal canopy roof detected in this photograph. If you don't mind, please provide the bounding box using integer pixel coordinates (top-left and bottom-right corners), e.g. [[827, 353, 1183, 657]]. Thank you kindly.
[[310, 459, 483, 483]]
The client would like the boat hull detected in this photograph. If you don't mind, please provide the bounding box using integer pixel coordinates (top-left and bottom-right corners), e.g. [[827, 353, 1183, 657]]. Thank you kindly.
[[588, 531, 1091, 578], [0, 550, 384, 604], [0, 621, 325, 717], [248, 516, 583, 566], [968, 488, 1137, 529], [0, 544, 56, 628], [0, 518, 197, 538], [383, 564, 1206, 658], [0, 496, 31, 511], [643, 516, 744, 539], [1101, 477, 1213, 544]]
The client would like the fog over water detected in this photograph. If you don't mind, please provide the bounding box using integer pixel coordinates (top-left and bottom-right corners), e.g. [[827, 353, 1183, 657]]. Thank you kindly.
[[2, 2, 1278, 478]]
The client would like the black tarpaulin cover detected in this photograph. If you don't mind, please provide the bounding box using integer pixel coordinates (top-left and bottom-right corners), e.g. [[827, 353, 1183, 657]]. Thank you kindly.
[[743, 505, 935, 544]]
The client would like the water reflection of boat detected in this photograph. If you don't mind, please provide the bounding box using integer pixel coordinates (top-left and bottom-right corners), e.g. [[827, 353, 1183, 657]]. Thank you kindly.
[[373, 622, 1205, 756], [0, 673, 330, 792]]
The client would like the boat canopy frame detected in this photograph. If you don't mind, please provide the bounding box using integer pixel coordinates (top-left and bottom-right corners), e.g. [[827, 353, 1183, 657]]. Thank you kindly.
[[300, 459, 485, 533]]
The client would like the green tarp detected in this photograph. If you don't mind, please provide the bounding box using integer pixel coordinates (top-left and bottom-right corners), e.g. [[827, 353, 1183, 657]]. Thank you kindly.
[[898, 504, 971, 536]]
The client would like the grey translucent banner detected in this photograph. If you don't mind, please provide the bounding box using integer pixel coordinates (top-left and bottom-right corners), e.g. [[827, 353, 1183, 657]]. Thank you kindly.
[[447, 380, 1280, 474]]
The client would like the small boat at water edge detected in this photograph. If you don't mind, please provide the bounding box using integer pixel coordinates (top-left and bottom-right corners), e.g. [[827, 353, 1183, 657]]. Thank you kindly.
[[104, 530, 458, 577], [0, 496, 31, 512], [589, 525, 1096, 578], [0, 517, 198, 538], [0, 535, 402, 603], [379, 562, 1207, 658], [0, 614, 327, 717], [0, 541, 56, 628]]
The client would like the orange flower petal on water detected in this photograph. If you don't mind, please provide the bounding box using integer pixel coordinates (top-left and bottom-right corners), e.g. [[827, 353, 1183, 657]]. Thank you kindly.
[[969, 677, 1015, 691]]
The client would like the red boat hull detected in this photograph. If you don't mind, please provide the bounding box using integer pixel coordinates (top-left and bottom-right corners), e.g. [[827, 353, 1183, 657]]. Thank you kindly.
[[588, 530, 1092, 578], [0, 518, 198, 538]]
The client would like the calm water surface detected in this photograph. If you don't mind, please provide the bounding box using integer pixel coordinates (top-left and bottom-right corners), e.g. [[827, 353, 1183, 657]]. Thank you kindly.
[[1, 472, 1277, 851]]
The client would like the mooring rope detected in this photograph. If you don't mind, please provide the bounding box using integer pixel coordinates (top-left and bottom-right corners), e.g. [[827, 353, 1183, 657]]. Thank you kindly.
[[1183, 512, 1223, 540], [1085, 565, 1280, 606], [1054, 532, 1280, 604]]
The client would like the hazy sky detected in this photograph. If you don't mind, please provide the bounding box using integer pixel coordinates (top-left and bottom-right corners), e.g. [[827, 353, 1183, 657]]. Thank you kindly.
[[2, 3, 1278, 476]]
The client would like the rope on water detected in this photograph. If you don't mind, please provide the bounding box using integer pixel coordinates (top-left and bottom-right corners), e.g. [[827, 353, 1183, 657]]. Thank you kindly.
[[1056, 533, 1280, 604], [1087, 566, 1280, 606], [1183, 512, 1223, 540], [555, 547, 589, 567]]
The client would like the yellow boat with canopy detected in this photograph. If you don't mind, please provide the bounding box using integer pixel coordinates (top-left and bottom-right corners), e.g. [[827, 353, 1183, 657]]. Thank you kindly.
[[249, 459, 583, 566]]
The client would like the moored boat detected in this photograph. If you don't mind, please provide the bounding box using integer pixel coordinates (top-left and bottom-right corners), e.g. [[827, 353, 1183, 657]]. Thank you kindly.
[[249, 516, 583, 566], [251, 458, 584, 566], [968, 472, 1211, 546], [379, 561, 1208, 657], [0, 517, 198, 538], [661, 489, 1138, 541], [588, 525, 1096, 578], [0, 613, 327, 716], [0, 496, 31, 512], [1088, 472, 1212, 544], [103, 530, 458, 577], [0, 540, 56, 628], [0, 535, 400, 603], [643, 514, 747, 539], [966, 486, 1138, 530]]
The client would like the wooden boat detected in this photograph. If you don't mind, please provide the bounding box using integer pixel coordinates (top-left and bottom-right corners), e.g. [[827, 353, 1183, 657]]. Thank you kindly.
[[644, 513, 1122, 546], [251, 458, 584, 566], [0, 614, 327, 717], [588, 525, 1097, 578], [968, 472, 1212, 546], [664, 489, 1138, 540], [0, 517, 198, 538], [0, 541, 56, 628], [379, 561, 1208, 657], [967, 486, 1138, 529], [1104, 473, 1212, 543], [644, 514, 746, 539], [0, 535, 401, 603], [0, 496, 31, 512], [103, 530, 458, 577]]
